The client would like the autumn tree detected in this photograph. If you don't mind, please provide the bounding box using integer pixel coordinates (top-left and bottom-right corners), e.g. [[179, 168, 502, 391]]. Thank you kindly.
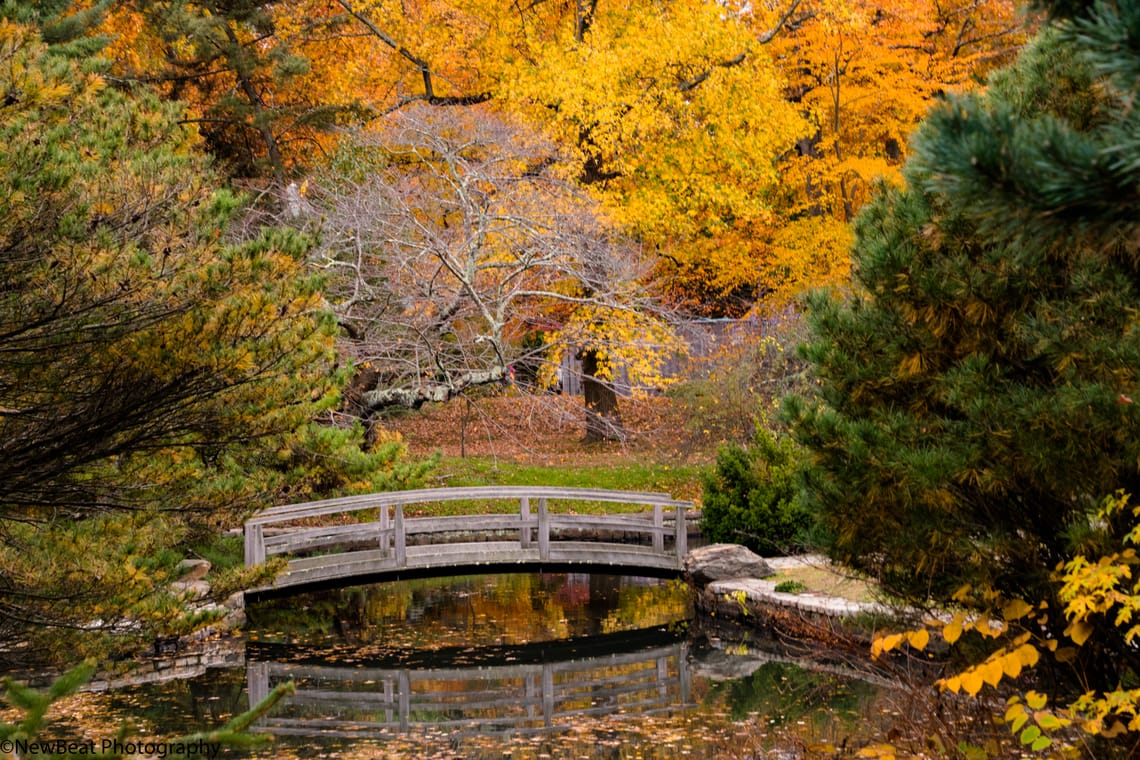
[[504, 0, 808, 316], [96, 0, 363, 179], [93, 0, 810, 313], [304, 106, 680, 441], [0, 20, 422, 661], [96, 0, 499, 180], [738, 0, 1030, 303], [785, 1, 1140, 694]]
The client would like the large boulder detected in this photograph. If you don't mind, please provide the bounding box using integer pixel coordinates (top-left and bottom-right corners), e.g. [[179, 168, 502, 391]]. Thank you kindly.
[[685, 543, 774, 585]]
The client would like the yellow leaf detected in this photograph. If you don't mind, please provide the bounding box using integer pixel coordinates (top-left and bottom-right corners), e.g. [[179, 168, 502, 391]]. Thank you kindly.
[[880, 632, 905, 653], [1006, 703, 1029, 733], [960, 669, 985, 696], [943, 617, 964, 645], [1001, 652, 1023, 679], [1002, 599, 1033, 621], [1015, 643, 1040, 668], [982, 659, 1005, 687], [907, 628, 930, 650], [1025, 691, 1048, 710], [1066, 620, 1094, 646]]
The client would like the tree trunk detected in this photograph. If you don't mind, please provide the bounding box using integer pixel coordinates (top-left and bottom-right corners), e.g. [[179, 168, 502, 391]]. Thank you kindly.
[[579, 349, 624, 442]]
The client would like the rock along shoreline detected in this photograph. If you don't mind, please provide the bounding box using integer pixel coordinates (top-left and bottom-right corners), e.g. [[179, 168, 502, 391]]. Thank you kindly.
[[685, 544, 894, 644]]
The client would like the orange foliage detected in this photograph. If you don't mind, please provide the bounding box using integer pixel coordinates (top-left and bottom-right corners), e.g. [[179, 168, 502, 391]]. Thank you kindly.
[[748, 0, 1032, 306], [90, 0, 1032, 311]]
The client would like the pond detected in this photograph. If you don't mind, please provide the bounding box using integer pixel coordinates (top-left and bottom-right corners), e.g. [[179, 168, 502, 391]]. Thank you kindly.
[[71, 574, 907, 758]]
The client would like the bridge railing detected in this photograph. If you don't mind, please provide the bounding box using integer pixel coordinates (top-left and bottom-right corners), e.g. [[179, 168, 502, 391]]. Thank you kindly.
[[247, 642, 691, 737], [244, 486, 691, 572]]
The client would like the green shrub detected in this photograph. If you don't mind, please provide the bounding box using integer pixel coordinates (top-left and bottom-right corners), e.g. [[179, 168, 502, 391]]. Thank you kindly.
[[700, 429, 812, 555]]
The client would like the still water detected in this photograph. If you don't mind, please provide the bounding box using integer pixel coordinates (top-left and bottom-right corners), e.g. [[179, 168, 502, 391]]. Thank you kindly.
[[89, 574, 903, 758]]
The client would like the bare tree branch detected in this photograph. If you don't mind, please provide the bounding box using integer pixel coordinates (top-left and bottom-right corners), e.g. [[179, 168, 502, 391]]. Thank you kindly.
[[299, 106, 681, 435]]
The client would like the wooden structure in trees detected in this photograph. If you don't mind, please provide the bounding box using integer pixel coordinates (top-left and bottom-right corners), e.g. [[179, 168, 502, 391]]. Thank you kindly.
[[244, 487, 692, 598]]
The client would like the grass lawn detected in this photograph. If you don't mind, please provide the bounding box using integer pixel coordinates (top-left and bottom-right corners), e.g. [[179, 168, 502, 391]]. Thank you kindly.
[[770, 563, 883, 605], [414, 456, 704, 515], [384, 395, 708, 514]]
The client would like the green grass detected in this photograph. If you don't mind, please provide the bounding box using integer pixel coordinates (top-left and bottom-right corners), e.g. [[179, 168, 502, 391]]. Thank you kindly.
[[408, 456, 704, 515]]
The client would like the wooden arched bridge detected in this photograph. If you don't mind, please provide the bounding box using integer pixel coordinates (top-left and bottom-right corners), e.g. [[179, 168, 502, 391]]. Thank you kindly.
[[244, 486, 693, 598]]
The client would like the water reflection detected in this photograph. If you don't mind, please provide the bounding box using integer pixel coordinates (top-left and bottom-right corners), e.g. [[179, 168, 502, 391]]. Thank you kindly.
[[248, 632, 693, 739], [245, 573, 693, 739], [246, 572, 690, 653], [89, 573, 899, 758]]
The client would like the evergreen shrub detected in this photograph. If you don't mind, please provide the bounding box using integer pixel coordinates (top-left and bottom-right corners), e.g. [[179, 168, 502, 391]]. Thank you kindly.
[[700, 429, 812, 555]]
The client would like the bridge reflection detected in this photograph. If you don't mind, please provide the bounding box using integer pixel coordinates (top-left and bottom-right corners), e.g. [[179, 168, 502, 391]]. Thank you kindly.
[[247, 627, 693, 738]]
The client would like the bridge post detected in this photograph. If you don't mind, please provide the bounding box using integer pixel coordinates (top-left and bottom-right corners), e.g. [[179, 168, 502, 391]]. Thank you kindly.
[[653, 504, 664, 553], [398, 671, 410, 732], [525, 673, 537, 719], [246, 661, 269, 708], [674, 505, 687, 559], [679, 643, 691, 703], [395, 505, 406, 566], [244, 523, 265, 567], [520, 497, 531, 548], [542, 662, 554, 727], [537, 498, 549, 561], [379, 504, 390, 557]]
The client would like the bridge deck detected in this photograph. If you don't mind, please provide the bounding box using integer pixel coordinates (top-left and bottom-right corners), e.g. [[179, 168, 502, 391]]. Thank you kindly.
[[245, 487, 692, 597]]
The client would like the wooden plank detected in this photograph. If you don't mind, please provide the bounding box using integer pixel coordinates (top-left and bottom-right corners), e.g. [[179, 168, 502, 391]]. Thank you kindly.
[[394, 505, 405, 566], [403, 514, 528, 534], [545, 515, 657, 532], [266, 540, 682, 589], [520, 497, 530, 548], [537, 498, 549, 561], [247, 486, 687, 525], [653, 504, 664, 553], [245, 524, 265, 566], [379, 504, 389, 557], [264, 523, 393, 555], [674, 505, 687, 559]]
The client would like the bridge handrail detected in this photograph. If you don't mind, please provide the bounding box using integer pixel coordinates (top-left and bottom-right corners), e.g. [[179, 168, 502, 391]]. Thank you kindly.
[[246, 486, 685, 525], [259, 512, 682, 558]]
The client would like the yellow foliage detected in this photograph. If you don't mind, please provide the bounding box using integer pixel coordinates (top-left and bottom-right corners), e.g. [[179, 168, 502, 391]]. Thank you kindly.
[[875, 493, 1140, 752]]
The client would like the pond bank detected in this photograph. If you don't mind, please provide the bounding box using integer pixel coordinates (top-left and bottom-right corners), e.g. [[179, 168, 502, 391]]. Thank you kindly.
[[691, 554, 893, 646]]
